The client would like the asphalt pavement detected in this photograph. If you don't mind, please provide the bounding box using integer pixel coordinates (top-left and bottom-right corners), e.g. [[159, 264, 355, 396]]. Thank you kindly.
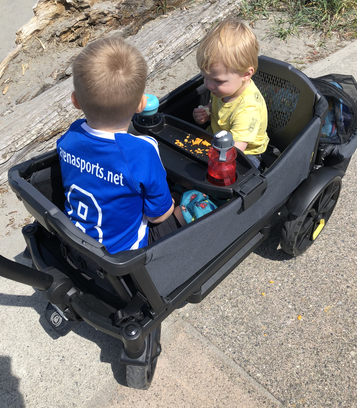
[[1, 41, 357, 408]]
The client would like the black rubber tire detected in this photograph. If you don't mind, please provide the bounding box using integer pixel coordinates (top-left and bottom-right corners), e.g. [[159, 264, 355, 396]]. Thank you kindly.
[[281, 176, 341, 256], [126, 363, 156, 390], [126, 325, 161, 390]]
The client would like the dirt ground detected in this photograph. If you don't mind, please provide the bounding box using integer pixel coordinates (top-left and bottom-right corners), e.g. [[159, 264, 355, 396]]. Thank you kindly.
[[0, 7, 353, 118]]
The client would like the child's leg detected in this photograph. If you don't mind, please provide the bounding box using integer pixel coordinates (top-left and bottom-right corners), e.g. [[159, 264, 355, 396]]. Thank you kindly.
[[246, 154, 261, 168], [171, 191, 181, 206], [148, 213, 182, 244], [147, 191, 186, 244], [174, 205, 187, 226], [171, 191, 187, 226]]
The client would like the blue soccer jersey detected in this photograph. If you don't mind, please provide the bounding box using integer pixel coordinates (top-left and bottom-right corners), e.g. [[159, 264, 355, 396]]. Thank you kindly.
[[57, 119, 172, 253]]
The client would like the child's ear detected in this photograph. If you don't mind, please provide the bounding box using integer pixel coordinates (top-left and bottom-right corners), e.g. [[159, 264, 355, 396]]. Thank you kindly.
[[71, 91, 81, 110], [243, 67, 254, 81], [135, 94, 148, 113]]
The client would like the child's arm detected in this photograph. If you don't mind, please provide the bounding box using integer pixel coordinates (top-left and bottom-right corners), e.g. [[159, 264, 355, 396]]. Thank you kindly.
[[234, 141, 248, 152], [146, 199, 174, 224], [193, 102, 212, 125], [147, 197, 186, 226]]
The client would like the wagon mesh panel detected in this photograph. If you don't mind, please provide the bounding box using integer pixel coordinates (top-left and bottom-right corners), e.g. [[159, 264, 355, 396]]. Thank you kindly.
[[254, 72, 300, 138]]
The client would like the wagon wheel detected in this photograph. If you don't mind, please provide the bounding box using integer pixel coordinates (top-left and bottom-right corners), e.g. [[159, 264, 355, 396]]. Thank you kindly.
[[126, 324, 161, 390], [281, 176, 341, 256]]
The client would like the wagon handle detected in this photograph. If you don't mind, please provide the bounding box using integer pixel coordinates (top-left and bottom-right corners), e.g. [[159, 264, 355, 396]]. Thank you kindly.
[[0, 254, 53, 290]]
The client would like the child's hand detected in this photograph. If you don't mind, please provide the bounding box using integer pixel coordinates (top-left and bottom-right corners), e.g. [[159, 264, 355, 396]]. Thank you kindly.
[[193, 105, 210, 125]]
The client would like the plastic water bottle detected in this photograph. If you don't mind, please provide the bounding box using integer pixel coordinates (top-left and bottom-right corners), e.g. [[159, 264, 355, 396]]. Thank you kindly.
[[207, 131, 237, 186]]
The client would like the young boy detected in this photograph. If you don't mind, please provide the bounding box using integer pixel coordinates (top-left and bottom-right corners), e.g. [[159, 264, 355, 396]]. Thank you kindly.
[[193, 18, 269, 168], [57, 37, 183, 254]]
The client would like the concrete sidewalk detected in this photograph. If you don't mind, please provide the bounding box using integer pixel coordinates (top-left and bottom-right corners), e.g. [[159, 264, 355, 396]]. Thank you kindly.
[[1, 42, 357, 408]]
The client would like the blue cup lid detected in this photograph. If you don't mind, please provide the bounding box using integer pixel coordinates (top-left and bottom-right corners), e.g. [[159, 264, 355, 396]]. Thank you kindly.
[[142, 94, 159, 116]]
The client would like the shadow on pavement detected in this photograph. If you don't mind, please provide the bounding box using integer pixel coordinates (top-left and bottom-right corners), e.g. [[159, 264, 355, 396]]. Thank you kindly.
[[253, 208, 293, 261], [0, 356, 25, 408], [0, 288, 128, 387], [71, 323, 127, 387]]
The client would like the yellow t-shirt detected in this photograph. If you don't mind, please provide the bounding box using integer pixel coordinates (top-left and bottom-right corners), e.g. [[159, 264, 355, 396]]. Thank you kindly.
[[207, 79, 269, 155]]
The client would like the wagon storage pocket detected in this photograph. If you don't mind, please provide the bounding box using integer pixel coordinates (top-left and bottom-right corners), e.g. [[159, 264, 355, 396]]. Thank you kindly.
[[312, 74, 357, 144], [311, 74, 357, 170]]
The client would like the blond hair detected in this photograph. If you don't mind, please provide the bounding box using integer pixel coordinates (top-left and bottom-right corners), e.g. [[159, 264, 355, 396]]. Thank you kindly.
[[196, 18, 259, 75], [73, 36, 147, 128]]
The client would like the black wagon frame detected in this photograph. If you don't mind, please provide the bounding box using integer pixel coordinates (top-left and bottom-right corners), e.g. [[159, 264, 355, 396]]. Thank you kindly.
[[1, 55, 354, 389]]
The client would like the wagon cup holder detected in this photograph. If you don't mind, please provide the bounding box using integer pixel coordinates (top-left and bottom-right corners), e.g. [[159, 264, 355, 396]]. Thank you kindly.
[[133, 111, 164, 134]]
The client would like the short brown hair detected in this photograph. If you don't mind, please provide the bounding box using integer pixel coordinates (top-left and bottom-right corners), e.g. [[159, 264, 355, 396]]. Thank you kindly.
[[73, 36, 147, 128], [196, 18, 259, 75]]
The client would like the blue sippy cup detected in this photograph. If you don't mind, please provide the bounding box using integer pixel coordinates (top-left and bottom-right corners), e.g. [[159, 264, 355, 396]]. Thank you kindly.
[[142, 94, 160, 116], [135, 94, 162, 130]]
